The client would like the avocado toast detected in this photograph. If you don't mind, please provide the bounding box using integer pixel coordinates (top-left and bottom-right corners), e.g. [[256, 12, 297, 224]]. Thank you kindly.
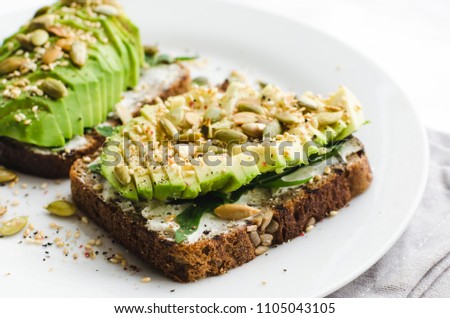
[[70, 78, 372, 282], [0, 0, 190, 178]]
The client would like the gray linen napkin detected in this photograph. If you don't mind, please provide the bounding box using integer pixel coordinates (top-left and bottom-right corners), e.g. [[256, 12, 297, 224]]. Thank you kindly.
[[330, 130, 450, 298]]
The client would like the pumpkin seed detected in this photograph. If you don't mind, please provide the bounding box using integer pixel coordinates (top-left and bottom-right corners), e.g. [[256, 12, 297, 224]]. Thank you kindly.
[[184, 112, 202, 126], [34, 6, 50, 18], [255, 245, 269, 255], [204, 107, 223, 123], [200, 122, 213, 139], [42, 45, 62, 64], [0, 167, 17, 183], [144, 45, 159, 57], [113, 165, 131, 186], [0, 216, 28, 236], [316, 111, 343, 126], [232, 112, 258, 125], [56, 38, 74, 52], [265, 220, 279, 234], [275, 112, 300, 125], [15, 34, 34, 51], [241, 123, 266, 138], [46, 25, 68, 38], [179, 132, 202, 142], [192, 76, 209, 86], [160, 118, 178, 139], [214, 129, 248, 144], [236, 98, 265, 114], [262, 120, 282, 138], [0, 57, 26, 76], [260, 210, 274, 232], [30, 29, 49, 47], [45, 200, 76, 217], [214, 204, 260, 220], [70, 41, 87, 67], [95, 4, 120, 16], [196, 145, 226, 154], [249, 231, 261, 247], [260, 233, 273, 246], [42, 78, 68, 100], [297, 95, 319, 110], [28, 14, 55, 31]]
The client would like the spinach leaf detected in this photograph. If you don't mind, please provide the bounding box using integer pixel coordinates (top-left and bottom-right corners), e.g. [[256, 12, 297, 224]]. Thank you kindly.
[[95, 124, 115, 137], [174, 193, 229, 243]]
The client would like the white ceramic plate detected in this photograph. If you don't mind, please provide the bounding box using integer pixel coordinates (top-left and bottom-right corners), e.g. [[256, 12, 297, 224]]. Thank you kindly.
[[0, 0, 428, 297]]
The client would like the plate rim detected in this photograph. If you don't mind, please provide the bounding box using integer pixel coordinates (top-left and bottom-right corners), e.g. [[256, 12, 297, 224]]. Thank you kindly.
[[0, 0, 430, 297]]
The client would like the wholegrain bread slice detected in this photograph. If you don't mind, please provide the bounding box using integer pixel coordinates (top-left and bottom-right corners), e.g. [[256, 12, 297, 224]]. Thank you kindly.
[[70, 138, 372, 282], [0, 64, 190, 179]]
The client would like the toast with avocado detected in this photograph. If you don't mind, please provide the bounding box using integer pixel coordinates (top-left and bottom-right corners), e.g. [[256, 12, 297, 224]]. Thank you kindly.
[[70, 78, 372, 282], [0, 1, 190, 178]]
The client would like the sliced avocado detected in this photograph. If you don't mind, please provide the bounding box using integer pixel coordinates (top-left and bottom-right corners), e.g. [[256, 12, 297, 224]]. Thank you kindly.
[[192, 159, 214, 194], [75, 60, 103, 125], [0, 108, 64, 147], [85, 58, 108, 121], [110, 16, 140, 87], [131, 167, 154, 201], [206, 155, 232, 191], [49, 65, 92, 129], [149, 165, 172, 201], [221, 154, 253, 193], [180, 166, 201, 199], [100, 139, 138, 202], [164, 165, 187, 199]]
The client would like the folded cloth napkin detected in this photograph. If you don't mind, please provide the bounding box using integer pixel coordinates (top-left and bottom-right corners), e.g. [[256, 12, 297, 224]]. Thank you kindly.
[[330, 130, 450, 297]]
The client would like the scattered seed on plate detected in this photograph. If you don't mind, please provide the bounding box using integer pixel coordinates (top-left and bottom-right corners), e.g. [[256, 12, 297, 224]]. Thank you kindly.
[[0, 206, 7, 216], [141, 277, 151, 283], [11, 200, 20, 207], [329, 210, 339, 217], [305, 224, 315, 232], [45, 200, 76, 217], [0, 216, 28, 236], [81, 216, 89, 224]]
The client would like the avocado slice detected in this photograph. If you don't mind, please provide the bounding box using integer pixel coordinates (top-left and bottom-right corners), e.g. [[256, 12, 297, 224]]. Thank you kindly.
[[192, 159, 214, 194], [0, 107, 64, 147], [164, 165, 186, 199], [131, 167, 154, 201], [100, 138, 139, 202], [49, 65, 93, 130], [180, 166, 201, 199], [221, 153, 260, 193], [149, 165, 171, 201]]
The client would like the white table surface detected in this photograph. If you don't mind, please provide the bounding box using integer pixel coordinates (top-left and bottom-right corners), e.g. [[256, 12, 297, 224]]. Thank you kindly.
[[6, 0, 449, 133]]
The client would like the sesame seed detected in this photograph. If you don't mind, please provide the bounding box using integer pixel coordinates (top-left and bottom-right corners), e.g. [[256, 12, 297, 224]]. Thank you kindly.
[[324, 166, 331, 175], [329, 210, 339, 217], [81, 217, 88, 224], [73, 253, 78, 260], [95, 239, 102, 246], [141, 277, 151, 283], [74, 231, 80, 238], [56, 241, 64, 248], [313, 175, 322, 182], [11, 200, 20, 207], [41, 182, 48, 189], [20, 183, 28, 189], [109, 258, 119, 264], [305, 225, 314, 233]]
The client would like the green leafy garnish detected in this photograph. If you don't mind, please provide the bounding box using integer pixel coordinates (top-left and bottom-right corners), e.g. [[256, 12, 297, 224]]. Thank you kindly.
[[95, 124, 115, 137], [145, 51, 198, 67], [87, 162, 101, 174], [192, 76, 209, 86], [174, 193, 228, 243]]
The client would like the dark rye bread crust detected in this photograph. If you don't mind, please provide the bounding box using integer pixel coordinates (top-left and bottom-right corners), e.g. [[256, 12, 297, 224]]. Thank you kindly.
[[0, 65, 190, 179], [70, 146, 372, 282]]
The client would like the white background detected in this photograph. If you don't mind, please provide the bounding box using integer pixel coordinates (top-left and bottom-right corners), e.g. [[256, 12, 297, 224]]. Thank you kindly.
[[6, 0, 450, 133]]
